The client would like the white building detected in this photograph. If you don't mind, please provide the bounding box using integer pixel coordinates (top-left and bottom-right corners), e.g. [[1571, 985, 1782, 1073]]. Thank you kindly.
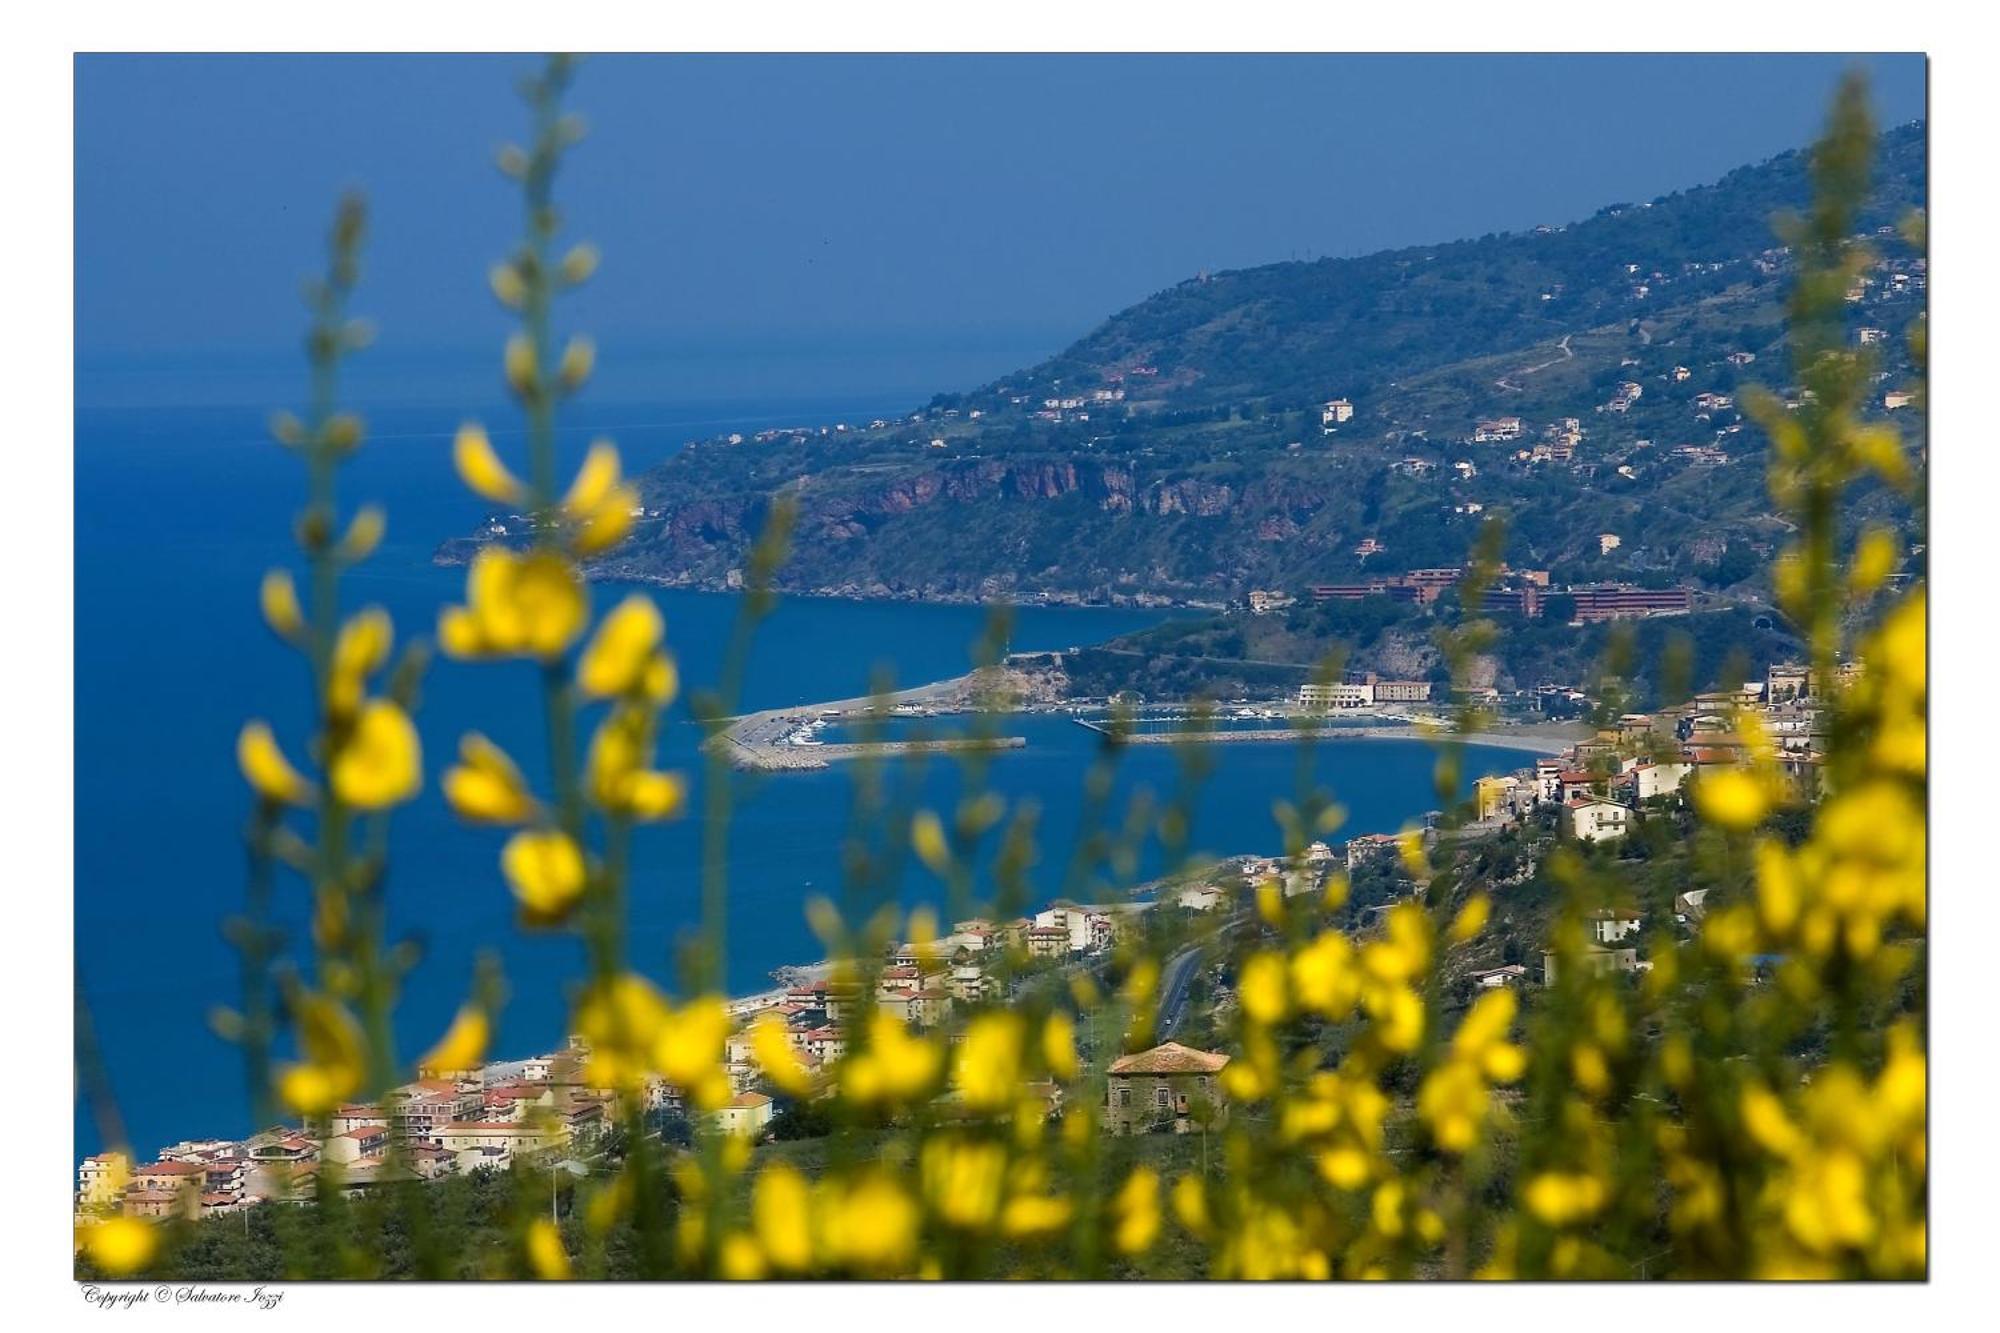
[[1567, 798, 1631, 844], [1587, 909, 1644, 944]]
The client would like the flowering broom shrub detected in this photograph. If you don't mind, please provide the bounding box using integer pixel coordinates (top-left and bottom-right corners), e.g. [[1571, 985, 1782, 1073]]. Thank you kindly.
[[75, 62, 1924, 1281]]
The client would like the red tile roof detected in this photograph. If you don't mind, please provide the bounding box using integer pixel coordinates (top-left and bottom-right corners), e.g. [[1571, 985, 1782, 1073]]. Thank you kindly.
[[1106, 1042, 1231, 1076]]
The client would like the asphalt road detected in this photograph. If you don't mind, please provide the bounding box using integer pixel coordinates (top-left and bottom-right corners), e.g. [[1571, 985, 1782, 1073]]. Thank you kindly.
[[1154, 942, 1204, 1039]]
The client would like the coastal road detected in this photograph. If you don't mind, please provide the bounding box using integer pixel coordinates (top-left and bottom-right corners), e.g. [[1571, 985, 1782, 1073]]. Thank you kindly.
[[1154, 941, 1206, 1040]]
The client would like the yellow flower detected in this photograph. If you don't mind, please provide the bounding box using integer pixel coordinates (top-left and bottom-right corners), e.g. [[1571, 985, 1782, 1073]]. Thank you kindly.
[[454, 421, 526, 506], [329, 699, 422, 810], [80, 1216, 157, 1277], [1848, 526, 1899, 595], [502, 828, 588, 924], [1291, 931, 1357, 1017], [577, 594, 664, 698], [439, 547, 587, 660], [1238, 951, 1289, 1025], [623, 770, 688, 821], [583, 707, 686, 821], [1784, 1150, 1876, 1253], [443, 732, 537, 823], [1523, 1171, 1608, 1227], [1112, 1166, 1162, 1255], [336, 505, 386, 562], [237, 720, 315, 806], [1368, 982, 1426, 1054], [326, 607, 393, 715], [820, 1172, 919, 1275], [1695, 768, 1771, 831], [911, 809, 950, 874], [923, 1137, 1008, 1229], [419, 1004, 489, 1075], [525, 1217, 572, 1279], [655, 996, 730, 1102], [575, 486, 639, 556], [572, 973, 670, 1092], [844, 1011, 944, 1106], [750, 1013, 815, 1097], [1041, 1012, 1078, 1080], [1172, 1175, 1211, 1234], [1417, 1061, 1486, 1154], [259, 569, 304, 639], [276, 994, 366, 1116], [561, 439, 622, 517], [1000, 1194, 1072, 1238], [955, 1013, 1024, 1112], [1449, 893, 1491, 942], [753, 1164, 815, 1272], [718, 1232, 766, 1280]]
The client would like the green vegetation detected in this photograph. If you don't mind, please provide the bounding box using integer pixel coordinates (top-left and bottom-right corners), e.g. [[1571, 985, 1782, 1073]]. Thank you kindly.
[[475, 124, 1926, 620]]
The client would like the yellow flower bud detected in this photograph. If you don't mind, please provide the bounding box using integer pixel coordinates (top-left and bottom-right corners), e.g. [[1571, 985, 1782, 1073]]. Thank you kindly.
[[489, 262, 528, 309], [526, 1217, 571, 1279], [1448, 893, 1491, 943], [336, 504, 386, 563], [419, 1004, 490, 1075], [559, 243, 600, 286], [328, 607, 393, 716], [453, 422, 527, 506], [911, 809, 950, 874], [321, 412, 363, 455], [1042, 1011, 1079, 1080], [237, 720, 314, 806], [259, 569, 305, 640], [1848, 526, 1899, 596], [557, 336, 596, 391], [562, 439, 622, 517], [504, 334, 537, 395], [1112, 1167, 1161, 1255]]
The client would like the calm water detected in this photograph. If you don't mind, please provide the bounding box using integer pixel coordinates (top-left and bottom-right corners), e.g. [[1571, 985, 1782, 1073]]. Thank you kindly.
[[75, 399, 1533, 1155]]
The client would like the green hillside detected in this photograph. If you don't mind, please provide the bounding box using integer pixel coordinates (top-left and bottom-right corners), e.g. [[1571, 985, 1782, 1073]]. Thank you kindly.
[[441, 124, 1927, 630]]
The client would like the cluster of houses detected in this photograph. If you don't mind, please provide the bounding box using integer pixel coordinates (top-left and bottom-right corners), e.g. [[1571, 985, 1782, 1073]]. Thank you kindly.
[[80, 889, 1250, 1227], [76, 1054, 618, 1225], [1467, 659, 1847, 857]]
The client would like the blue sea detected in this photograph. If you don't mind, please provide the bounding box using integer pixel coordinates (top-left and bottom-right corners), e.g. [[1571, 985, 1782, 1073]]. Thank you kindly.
[[75, 395, 1535, 1157]]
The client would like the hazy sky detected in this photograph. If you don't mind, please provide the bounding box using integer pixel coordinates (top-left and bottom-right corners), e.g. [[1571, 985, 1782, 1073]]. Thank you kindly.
[[75, 53, 1925, 407]]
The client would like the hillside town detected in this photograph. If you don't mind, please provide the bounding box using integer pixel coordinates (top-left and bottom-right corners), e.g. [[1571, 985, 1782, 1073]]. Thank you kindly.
[[75, 646, 1843, 1230]]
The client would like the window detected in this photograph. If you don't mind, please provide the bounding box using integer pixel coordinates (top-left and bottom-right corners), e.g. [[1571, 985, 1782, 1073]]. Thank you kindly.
[[1155, 1085, 1171, 1109], [1117, 1086, 1131, 1108]]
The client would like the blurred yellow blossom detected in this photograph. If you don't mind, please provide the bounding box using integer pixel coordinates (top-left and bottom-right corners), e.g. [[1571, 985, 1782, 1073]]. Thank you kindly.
[[454, 422, 526, 506], [438, 547, 587, 660], [525, 1218, 571, 1279], [502, 828, 588, 924], [443, 732, 537, 823], [328, 699, 421, 809], [237, 720, 315, 806], [577, 594, 664, 698]]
